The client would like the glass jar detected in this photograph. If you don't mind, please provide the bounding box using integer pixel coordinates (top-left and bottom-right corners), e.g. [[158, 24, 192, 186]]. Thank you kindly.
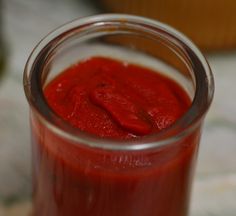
[[24, 14, 214, 216]]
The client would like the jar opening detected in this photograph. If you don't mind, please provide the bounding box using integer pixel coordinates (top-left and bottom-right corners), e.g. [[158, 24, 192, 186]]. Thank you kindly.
[[24, 14, 214, 150]]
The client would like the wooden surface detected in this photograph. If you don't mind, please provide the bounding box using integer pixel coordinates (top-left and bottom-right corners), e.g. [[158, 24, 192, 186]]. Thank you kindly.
[[0, 0, 236, 215]]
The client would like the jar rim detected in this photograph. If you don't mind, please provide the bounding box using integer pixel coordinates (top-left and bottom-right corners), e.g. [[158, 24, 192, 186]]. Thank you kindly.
[[23, 14, 214, 151]]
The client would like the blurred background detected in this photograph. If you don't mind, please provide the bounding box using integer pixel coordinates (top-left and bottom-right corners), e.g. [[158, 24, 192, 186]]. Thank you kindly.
[[0, 0, 236, 215]]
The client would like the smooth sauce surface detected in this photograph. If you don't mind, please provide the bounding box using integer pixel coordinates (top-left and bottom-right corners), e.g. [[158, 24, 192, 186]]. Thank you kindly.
[[45, 57, 190, 138]]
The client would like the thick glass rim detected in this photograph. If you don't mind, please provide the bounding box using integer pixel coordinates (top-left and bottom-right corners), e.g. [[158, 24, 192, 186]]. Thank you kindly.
[[23, 14, 214, 151]]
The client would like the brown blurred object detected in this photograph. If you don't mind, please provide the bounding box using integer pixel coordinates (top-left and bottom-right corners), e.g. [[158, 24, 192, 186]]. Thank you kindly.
[[100, 0, 236, 51], [1, 201, 32, 216]]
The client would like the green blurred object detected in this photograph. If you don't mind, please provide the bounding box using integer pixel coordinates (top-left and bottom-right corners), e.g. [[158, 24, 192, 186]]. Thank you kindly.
[[0, 0, 5, 78]]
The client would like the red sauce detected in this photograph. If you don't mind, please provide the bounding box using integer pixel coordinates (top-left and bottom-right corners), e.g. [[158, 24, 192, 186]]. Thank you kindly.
[[44, 57, 190, 138], [32, 57, 199, 216]]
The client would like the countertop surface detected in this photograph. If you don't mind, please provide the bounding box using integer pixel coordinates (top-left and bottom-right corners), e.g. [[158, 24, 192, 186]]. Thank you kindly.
[[0, 0, 235, 215]]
